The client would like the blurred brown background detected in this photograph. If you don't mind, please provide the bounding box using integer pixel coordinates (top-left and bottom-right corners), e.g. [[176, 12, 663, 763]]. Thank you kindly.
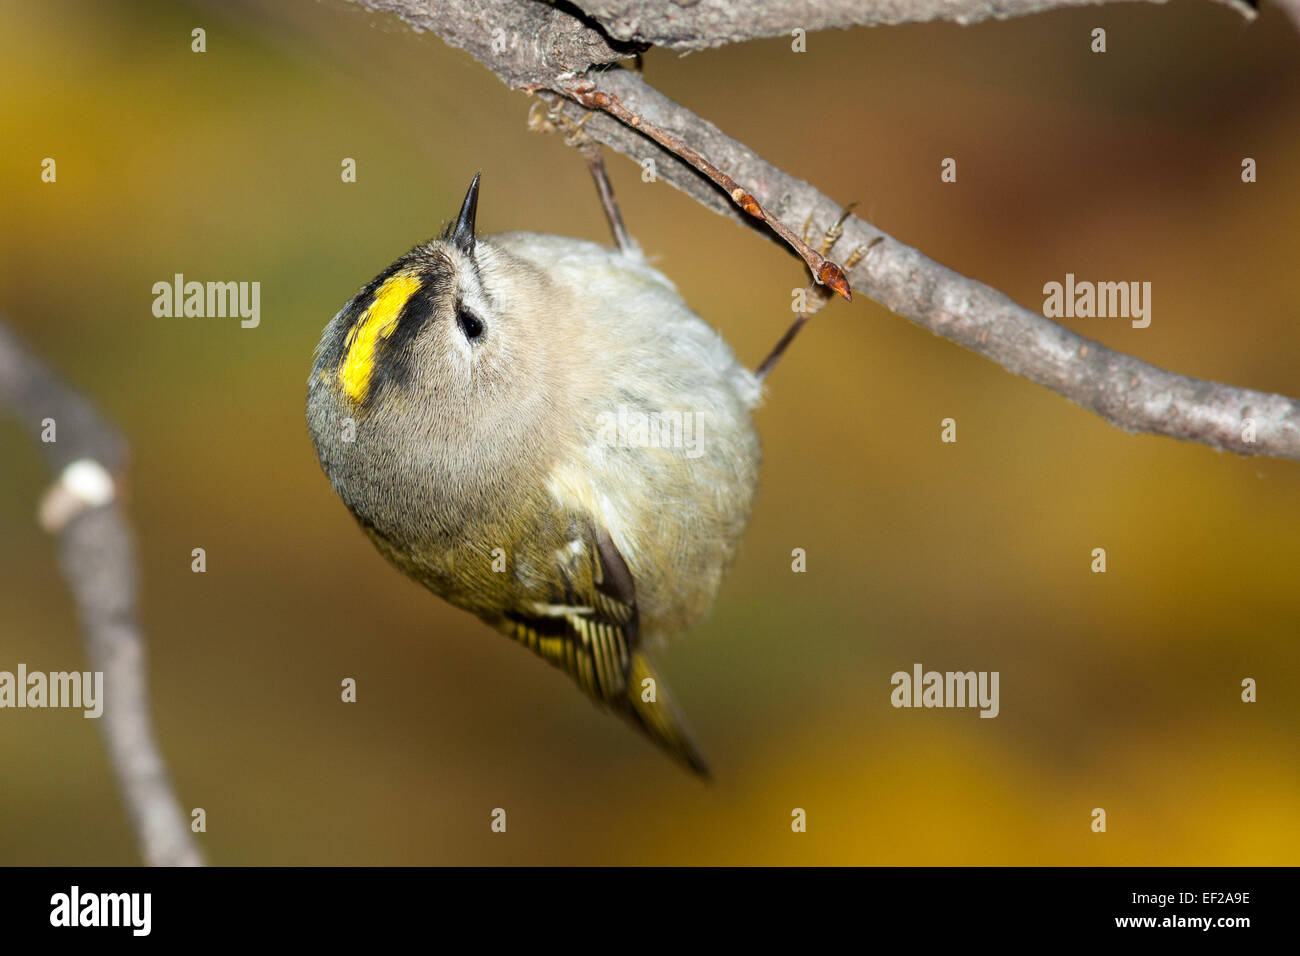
[[1, 0, 1297, 865]]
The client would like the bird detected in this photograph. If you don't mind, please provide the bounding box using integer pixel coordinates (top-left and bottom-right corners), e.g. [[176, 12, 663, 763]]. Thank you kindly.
[[306, 173, 765, 776]]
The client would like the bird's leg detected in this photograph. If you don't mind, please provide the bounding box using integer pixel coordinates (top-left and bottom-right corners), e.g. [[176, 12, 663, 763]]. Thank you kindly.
[[753, 313, 812, 382], [558, 79, 853, 301], [755, 207, 879, 381], [583, 147, 636, 255], [528, 96, 636, 254]]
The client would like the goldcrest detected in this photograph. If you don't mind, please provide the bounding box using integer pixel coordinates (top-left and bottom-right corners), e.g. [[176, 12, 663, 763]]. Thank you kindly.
[[307, 174, 762, 775]]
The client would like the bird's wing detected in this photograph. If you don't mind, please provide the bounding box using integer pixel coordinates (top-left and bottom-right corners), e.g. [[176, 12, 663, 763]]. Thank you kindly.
[[498, 524, 710, 777]]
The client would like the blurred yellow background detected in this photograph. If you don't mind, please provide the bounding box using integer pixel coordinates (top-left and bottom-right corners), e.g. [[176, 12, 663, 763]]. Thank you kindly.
[[1, 0, 1297, 865]]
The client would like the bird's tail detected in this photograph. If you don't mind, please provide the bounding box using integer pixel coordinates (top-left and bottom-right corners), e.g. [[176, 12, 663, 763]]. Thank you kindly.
[[622, 652, 711, 779]]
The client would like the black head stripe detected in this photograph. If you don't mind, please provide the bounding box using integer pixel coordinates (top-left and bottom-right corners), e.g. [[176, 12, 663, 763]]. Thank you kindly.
[[367, 281, 442, 398]]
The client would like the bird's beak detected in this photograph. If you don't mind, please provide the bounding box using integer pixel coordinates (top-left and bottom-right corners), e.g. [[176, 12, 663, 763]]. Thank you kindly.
[[450, 172, 480, 256]]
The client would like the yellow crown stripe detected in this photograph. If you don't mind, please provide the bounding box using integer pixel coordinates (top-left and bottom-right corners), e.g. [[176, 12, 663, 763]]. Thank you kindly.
[[337, 272, 423, 403]]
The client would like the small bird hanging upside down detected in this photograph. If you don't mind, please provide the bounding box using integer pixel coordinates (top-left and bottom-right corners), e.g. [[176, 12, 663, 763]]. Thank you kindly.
[[306, 168, 853, 776]]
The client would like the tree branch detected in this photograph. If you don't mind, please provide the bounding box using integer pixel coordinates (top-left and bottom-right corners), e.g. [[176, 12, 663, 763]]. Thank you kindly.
[[570, 0, 1255, 51], [0, 320, 203, 867], [345, 0, 1300, 460]]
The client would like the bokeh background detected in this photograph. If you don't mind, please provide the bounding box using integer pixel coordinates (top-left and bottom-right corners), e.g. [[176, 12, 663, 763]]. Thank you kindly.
[[2, 0, 1297, 865]]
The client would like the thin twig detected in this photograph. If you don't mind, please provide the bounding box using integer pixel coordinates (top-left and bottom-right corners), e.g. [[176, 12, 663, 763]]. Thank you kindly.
[[561, 80, 852, 299]]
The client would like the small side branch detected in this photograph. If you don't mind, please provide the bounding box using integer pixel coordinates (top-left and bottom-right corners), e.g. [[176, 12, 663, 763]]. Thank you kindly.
[[560, 81, 852, 299], [0, 320, 203, 867]]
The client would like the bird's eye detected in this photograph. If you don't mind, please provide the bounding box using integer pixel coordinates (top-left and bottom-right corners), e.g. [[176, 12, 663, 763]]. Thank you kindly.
[[456, 306, 484, 341]]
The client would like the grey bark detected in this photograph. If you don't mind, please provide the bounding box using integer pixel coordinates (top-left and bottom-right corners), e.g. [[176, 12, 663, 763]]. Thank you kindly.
[[346, 0, 1299, 460], [574, 0, 1255, 50]]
